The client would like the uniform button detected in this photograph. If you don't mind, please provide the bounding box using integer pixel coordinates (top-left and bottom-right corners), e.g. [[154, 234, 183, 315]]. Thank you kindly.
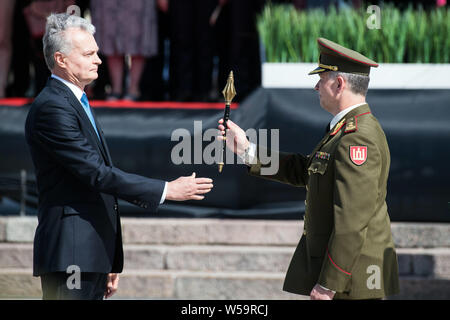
[[114, 204, 118, 211]]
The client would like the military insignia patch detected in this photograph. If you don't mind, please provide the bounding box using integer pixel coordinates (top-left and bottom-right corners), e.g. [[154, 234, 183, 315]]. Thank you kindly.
[[330, 118, 346, 136], [315, 151, 331, 160], [349, 146, 367, 165]]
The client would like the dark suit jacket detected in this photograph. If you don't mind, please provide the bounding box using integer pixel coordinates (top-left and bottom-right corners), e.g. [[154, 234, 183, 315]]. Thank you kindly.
[[25, 77, 165, 276]]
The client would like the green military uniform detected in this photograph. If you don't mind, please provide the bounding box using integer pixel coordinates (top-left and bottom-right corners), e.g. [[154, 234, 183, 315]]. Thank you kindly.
[[247, 38, 400, 299]]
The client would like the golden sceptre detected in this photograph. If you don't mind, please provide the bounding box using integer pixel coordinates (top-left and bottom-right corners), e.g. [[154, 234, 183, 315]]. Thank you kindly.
[[218, 71, 236, 172]]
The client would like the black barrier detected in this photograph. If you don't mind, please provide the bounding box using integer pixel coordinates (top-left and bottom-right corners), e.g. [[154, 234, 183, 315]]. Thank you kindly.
[[0, 87, 449, 222]]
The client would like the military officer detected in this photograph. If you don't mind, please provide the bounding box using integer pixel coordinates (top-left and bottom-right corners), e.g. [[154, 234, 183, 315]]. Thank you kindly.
[[218, 38, 400, 300]]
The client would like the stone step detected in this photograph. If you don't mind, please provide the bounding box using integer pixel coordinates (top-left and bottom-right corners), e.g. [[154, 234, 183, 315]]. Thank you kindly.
[[1, 217, 450, 248], [1, 243, 450, 278], [0, 268, 449, 300]]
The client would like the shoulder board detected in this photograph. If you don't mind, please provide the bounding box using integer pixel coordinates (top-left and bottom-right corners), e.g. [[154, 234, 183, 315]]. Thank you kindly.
[[344, 112, 372, 134], [344, 117, 357, 133]]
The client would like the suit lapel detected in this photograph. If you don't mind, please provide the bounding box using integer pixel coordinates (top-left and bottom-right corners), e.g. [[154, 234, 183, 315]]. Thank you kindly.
[[90, 108, 114, 166], [49, 78, 109, 162]]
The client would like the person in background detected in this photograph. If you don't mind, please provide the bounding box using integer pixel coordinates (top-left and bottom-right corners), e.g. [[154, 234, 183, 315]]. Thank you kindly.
[[0, 0, 16, 98], [22, 0, 75, 95], [9, 1, 31, 98], [216, 0, 265, 103], [139, 0, 171, 101], [437, 0, 447, 7], [167, 0, 218, 102], [90, 0, 159, 101], [292, 0, 362, 10]]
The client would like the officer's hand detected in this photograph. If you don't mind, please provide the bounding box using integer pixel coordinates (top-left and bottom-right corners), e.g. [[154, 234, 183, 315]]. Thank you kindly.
[[166, 172, 213, 201], [310, 284, 335, 300], [218, 119, 250, 156], [104, 273, 119, 299]]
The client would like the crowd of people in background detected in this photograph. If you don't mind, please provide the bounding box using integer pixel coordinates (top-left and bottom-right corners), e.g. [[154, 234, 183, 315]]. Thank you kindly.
[[0, 0, 446, 102], [0, 0, 266, 102]]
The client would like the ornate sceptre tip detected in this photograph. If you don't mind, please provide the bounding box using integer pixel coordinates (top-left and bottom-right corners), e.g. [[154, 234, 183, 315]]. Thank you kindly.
[[218, 71, 236, 172]]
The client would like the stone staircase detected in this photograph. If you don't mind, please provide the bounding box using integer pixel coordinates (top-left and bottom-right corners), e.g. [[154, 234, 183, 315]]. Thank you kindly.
[[0, 217, 449, 299]]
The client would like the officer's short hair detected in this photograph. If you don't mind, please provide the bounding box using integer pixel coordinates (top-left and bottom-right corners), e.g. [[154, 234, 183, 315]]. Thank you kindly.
[[330, 71, 370, 96]]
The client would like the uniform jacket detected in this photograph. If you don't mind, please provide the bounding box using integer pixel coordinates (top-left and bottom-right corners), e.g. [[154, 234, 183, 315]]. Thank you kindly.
[[25, 77, 165, 276], [249, 104, 400, 299]]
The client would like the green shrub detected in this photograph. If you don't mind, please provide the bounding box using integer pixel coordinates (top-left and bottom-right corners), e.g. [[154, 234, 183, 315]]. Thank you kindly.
[[257, 4, 449, 63]]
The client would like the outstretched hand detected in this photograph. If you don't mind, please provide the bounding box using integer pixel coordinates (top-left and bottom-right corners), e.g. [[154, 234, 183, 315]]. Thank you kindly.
[[166, 172, 213, 201]]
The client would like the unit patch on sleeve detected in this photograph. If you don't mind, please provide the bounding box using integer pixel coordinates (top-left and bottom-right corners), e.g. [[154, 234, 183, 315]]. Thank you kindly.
[[349, 146, 367, 165]]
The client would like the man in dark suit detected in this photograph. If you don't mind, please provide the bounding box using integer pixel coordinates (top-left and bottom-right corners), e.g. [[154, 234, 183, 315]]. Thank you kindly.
[[25, 13, 213, 300]]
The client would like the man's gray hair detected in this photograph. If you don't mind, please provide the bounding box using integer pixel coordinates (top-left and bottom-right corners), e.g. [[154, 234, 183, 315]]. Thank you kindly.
[[330, 72, 370, 96], [43, 13, 95, 71]]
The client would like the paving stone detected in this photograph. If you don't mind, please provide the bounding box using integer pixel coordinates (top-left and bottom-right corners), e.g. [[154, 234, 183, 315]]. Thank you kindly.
[[122, 219, 209, 244], [391, 223, 450, 248], [123, 245, 166, 270], [205, 220, 301, 246], [397, 248, 450, 277], [3, 217, 450, 248], [0, 243, 33, 268], [0, 268, 449, 300], [166, 246, 294, 272], [0, 269, 41, 298], [173, 272, 304, 300], [5, 217, 37, 243], [117, 270, 174, 299]]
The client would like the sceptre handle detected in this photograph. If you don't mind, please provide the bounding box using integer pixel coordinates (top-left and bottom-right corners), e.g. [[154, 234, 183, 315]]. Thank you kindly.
[[218, 71, 236, 172]]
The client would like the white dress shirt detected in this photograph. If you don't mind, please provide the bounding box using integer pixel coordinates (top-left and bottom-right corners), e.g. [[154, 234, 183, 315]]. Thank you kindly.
[[51, 74, 167, 204]]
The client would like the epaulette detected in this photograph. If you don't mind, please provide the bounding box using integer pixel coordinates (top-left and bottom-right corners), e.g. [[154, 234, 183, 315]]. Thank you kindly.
[[344, 111, 372, 134], [344, 117, 357, 133]]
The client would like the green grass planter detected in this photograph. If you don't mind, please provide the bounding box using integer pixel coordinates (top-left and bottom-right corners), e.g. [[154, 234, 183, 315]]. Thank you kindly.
[[257, 4, 450, 64]]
